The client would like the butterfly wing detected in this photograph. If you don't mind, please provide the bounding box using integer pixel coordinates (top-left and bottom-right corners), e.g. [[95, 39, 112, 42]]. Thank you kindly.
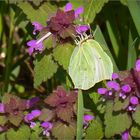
[[68, 39, 113, 90]]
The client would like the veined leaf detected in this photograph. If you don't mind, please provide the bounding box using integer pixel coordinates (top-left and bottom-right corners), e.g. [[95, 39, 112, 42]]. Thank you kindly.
[[53, 44, 74, 70], [105, 101, 132, 138], [18, 2, 57, 25], [131, 125, 140, 138], [34, 55, 58, 87], [84, 0, 108, 23], [133, 105, 140, 125]]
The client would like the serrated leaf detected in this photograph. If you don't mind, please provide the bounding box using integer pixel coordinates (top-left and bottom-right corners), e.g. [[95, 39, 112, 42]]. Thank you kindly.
[[0, 115, 7, 126], [133, 105, 140, 125], [9, 112, 24, 127], [34, 55, 58, 87], [131, 125, 140, 138], [85, 119, 103, 139], [53, 44, 74, 70], [38, 108, 54, 121], [18, 2, 57, 25], [52, 122, 76, 140], [105, 101, 132, 138], [84, 0, 109, 23], [113, 96, 130, 111], [6, 125, 30, 140]]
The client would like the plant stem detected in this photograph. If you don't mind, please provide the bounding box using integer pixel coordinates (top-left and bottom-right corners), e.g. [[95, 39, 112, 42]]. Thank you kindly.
[[76, 89, 84, 140]]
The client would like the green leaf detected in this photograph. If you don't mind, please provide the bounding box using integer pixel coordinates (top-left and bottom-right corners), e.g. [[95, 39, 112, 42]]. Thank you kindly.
[[113, 96, 130, 111], [18, 2, 57, 25], [133, 105, 140, 125], [69, 39, 113, 90], [89, 92, 105, 114], [105, 101, 132, 138], [127, 30, 137, 70], [85, 119, 104, 139], [127, 0, 140, 36], [52, 122, 76, 140], [0, 132, 6, 140], [38, 108, 54, 121], [0, 115, 7, 126], [76, 90, 84, 140], [30, 122, 42, 140], [53, 44, 74, 70], [84, 0, 109, 23], [120, 0, 127, 6], [131, 124, 140, 138], [34, 55, 58, 87], [6, 125, 30, 140], [9, 112, 24, 127], [94, 25, 118, 72]]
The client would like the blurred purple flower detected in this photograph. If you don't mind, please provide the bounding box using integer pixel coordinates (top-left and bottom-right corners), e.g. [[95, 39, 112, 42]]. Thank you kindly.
[[76, 25, 90, 34], [112, 73, 119, 80], [32, 22, 44, 35], [26, 97, 40, 108], [122, 130, 129, 140], [84, 114, 94, 122], [121, 84, 131, 93], [107, 81, 120, 91], [41, 121, 53, 137], [97, 88, 108, 95], [64, 2, 84, 18], [31, 109, 42, 117], [30, 121, 36, 129], [135, 59, 140, 71], [130, 96, 139, 105], [24, 113, 34, 123], [0, 103, 5, 113]]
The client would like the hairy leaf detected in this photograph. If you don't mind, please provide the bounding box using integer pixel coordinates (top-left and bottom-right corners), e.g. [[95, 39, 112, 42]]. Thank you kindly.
[[133, 105, 140, 125], [53, 44, 74, 70], [105, 101, 132, 138], [131, 125, 140, 138], [52, 122, 76, 140], [85, 119, 104, 139], [34, 55, 58, 87]]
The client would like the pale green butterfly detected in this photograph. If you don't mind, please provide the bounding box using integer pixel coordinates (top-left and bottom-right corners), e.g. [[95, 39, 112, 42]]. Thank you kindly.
[[68, 33, 113, 90]]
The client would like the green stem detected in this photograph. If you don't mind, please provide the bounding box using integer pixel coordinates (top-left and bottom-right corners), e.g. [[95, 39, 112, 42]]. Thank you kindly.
[[3, 8, 14, 93], [76, 89, 84, 140]]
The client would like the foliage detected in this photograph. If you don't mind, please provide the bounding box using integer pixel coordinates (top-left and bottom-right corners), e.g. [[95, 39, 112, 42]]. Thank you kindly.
[[0, 0, 140, 139]]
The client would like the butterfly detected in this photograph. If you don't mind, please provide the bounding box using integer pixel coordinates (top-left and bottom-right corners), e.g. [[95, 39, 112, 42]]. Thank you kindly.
[[68, 33, 113, 90]]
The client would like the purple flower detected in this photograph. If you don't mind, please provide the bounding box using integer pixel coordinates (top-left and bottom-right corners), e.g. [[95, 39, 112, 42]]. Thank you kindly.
[[121, 84, 131, 93], [122, 130, 129, 140], [27, 32, 51, 55], [31, 109, 41, 117], [130, 96, 139, 105], [41, 121, 53, 137], [135, 59, 140, 71], [32, 22, 44, 35], [97, 88, 108, 95], [24, 113, 34, 122], [26, 97, 40, 109], [76, 25, 90, 34], [64, 2, 84, 18], [107, 81, 120, 91], [84, 115, 94, 122], [112, 73, 119, 80], [30, 121, 36, 129], [41, 121, 53, 129], [0, 103, 5, 113]]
